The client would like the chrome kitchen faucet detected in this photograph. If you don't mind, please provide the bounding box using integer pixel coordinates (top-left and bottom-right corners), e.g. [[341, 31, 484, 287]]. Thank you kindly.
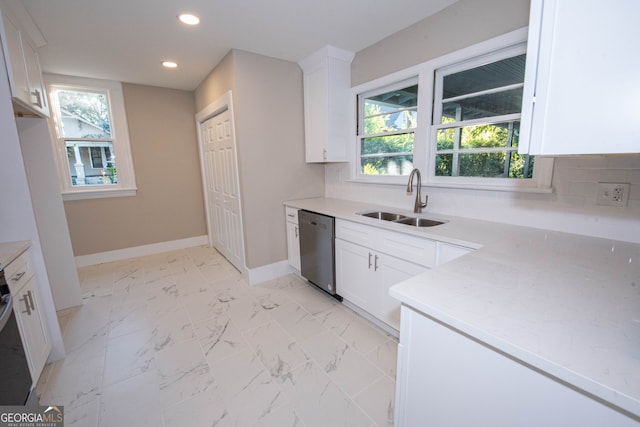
[[406, 168, 428, 213]]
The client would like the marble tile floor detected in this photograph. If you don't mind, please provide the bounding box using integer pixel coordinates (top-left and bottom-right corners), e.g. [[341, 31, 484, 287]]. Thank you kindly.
[[35, 246, 398, 427]]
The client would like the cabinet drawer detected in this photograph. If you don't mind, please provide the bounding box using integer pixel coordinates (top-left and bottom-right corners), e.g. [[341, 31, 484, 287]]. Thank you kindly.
[[4, 250, 34, 294], [378, 228, 436, 268], [285, 206, 299, 223], [336, 219, 376, 248], [337, 219, 437, 268]]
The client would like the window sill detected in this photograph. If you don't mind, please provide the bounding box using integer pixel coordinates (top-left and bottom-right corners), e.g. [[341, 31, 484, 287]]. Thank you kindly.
[[346, 178, 553, 194], [62, 187, 137, 201]]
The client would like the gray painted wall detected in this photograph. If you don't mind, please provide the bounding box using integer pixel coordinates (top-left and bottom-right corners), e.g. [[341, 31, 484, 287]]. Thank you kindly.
[[352, 0, 531, 85], [195, 50, 325, 269]]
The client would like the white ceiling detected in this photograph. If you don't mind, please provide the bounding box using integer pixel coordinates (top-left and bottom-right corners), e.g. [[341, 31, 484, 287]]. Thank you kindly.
[[20, 0, 458, 91]]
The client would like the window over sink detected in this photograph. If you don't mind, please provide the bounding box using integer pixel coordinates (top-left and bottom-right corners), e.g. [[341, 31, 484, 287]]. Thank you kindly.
[[352, 29, 553, 192], [45, 75, 137, 200], [357, 78, 418, 177]]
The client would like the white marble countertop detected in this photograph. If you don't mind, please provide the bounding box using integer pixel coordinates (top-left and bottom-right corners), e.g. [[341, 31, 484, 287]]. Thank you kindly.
[[285, 197, 640, 417], [0, 240, 30, 270]]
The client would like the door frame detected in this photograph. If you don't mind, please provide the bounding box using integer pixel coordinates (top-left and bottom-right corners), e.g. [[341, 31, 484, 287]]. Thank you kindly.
[[195, 91, 247, 276]]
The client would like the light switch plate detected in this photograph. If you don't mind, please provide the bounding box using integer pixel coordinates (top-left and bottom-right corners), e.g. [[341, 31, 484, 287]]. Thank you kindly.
[[596, 183, 630, 207]]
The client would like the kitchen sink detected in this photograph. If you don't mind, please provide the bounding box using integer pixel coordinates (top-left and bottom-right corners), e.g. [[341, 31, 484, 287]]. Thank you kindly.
[[395, 217, 445, 227], [357, 211, 446, 227], [359, 211, 409, 221]]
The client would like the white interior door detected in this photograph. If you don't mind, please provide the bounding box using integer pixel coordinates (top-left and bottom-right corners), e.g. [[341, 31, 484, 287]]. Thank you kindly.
[[199, 109, 245, 271]]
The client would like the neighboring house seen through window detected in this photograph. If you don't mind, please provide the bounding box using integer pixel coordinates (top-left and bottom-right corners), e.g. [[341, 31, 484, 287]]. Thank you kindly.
[[46, 75, 137, 200]]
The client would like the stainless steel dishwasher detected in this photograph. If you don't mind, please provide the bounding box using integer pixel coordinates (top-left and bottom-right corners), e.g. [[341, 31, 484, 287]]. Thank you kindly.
[[298, 210, 340, 299]]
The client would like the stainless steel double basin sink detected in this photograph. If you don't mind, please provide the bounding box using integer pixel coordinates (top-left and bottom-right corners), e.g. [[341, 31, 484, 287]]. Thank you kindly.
[[357, 211, 446, 227]]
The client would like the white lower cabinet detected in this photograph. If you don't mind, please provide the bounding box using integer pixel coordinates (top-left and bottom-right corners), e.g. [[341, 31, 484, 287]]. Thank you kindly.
[[285, 206, 300, 271], [335, 220, 431, 330], [375, 250, 427, 329], [336, 239, 426, 330], [5, 249, 51, 382], [395, 305, 638, 426]]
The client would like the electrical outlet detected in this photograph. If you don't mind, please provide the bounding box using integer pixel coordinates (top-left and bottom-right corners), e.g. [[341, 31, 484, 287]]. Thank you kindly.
[[596, 183, 630, 207]]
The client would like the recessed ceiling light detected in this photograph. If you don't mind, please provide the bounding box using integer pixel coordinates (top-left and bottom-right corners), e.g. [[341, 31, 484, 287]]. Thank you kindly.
[[178, 13, 200, 25], [162, 61, 178, 68]]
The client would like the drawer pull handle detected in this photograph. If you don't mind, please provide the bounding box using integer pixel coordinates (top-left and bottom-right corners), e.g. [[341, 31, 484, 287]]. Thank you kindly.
[[294, 226, 298, 238], [21, 294, 32, 316], [12, 271, 26, 282], [31, 89, 43, 108], [374, 254, 379, 271], [368, 252, 373, 269], [26, 290, 35, 311]]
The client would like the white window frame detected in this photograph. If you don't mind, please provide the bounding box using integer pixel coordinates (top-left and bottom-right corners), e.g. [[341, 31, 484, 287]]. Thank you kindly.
[[356, 77, 419, 180], [45, 74, 137, 200], [350, 28, 553, 192]]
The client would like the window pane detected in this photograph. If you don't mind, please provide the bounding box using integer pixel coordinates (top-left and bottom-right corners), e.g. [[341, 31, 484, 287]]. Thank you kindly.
[[66, 142, 117, 186], [441, 87, 523, 123], [459, 152, 507, 177], [364, 109, 417, 134], [437, 122, 519, 151], [442, 54, 526, 99], [364, 84, 418, 116], [435, 153, 452, 176], [509, 152, 534, 178], [57, 90, 111, 139], [361, 155, 414, 176], [460, 152, 534, 178], [436, 128, 455, 150], [361, 134, 414, 155], [435, 150, 534, 178], [359, 82, 418, 178]]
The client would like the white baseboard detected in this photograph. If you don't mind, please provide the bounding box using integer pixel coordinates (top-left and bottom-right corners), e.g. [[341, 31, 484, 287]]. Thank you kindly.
[[246, 260, 295, 286], [75, 235, 208, 267]]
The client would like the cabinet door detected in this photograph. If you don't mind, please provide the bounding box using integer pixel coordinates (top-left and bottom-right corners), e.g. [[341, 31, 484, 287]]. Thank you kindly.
[[302, 63, 329, 162], [286, 220, 301, 271], [299, 46, 353, 163], [377, 255, 427, 330], [335, 238, 375, 312], [0, 12, 30, 104], [22, 38, 48, 116], [14, 277, 51, 382], [520, 0, 640, 155]]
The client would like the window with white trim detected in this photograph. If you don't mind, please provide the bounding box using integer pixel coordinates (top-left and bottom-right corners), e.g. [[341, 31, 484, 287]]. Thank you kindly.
[[352, 29, 553, 191], [46, 75, 137, 199], [431, 44, 535, 180], [357, 78, 418, 177]]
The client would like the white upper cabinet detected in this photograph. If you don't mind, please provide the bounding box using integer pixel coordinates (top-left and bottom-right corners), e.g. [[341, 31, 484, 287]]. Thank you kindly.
[[519, 0, 640, 155], [299, 45, 354, 163], [0, 6, 49, 117]]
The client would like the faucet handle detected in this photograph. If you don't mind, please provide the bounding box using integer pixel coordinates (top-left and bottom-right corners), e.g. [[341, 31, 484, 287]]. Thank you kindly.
[[421, 195, 428, 208]]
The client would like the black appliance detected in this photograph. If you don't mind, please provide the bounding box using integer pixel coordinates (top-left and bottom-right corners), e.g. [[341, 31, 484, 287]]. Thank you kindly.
[[0, 268, 34, 405]]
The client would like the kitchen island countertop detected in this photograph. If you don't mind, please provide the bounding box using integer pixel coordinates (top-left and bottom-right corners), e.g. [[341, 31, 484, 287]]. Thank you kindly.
[[285, 197, 640, 418]]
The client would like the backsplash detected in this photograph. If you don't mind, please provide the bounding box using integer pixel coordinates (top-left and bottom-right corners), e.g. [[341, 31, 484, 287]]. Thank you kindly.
[[553, 155, 640, 208], [324, 154, 640, 243]]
